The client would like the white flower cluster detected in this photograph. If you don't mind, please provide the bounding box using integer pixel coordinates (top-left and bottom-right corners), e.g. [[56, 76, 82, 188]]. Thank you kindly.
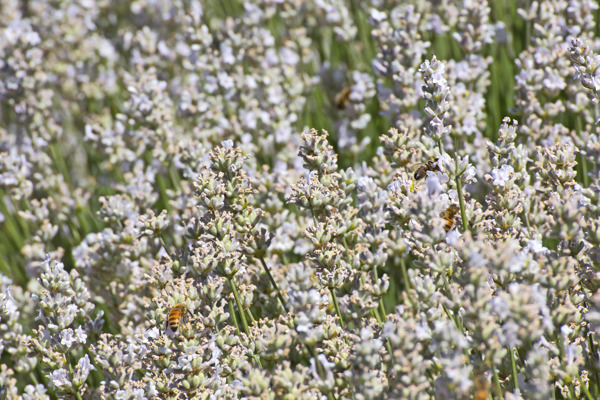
[[1, 1, 600, 399]]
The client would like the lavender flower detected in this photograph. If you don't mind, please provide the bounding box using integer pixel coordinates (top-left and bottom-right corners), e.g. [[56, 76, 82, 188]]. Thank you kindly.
[[1, 2, 600, 399]]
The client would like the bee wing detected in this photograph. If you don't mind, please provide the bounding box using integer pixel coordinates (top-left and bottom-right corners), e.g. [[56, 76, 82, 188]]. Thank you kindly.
[[407, 162, 424, 171], [408, 159, 438, 170], [440, 204, 460, 218], [440, 205, 460, 231], [448, 204, 460, 216]]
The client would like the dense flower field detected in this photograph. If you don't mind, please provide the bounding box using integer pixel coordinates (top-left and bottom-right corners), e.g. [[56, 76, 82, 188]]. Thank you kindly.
[[1, 0, 600, 399]]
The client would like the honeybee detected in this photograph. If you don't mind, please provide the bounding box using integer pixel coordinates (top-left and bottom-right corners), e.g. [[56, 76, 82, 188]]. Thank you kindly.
[[413, 158, 440, 180], [472, 371, 490, 400], [165, 304, 188, 333], [441, 204, 460, 231], [474, 387, 489, 400], [334, 87, 352, 109]]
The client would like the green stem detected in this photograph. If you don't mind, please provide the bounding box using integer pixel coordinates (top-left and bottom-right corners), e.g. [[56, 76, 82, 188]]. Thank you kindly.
[[49, 142, 73, 189], [587, 334, 600, 396], [157, 233, 170, 257], [75, 209, 90, 236], [455, 174, 468, 232], [366, 275, 382, 323], [168, 164, 181, 191], [557, 333, 565, 360], [579, 376, 595, 400], [341, 237, 352, 265], [228, 278, 250, 336], [258, 256, 288, 312], [455, 312, 465, 333], [378, 298, 387, 322], [68, 362, 84, 400], [307, 199, 319, 227], [581, 153, 589, 188], [306, 345, 335, 400], [441, 303, 455, 326], [330, 289, 345, 328], [576, 116, 589, 187], [384, 339, 394, 363], [523, 204, 531, 232], [8, 193, 30, 238], [451, 136, 468, 233], [307, 345, 326, 378], [228, 300, 239, 334], [492, 366, 504, 400], [508, 346, 519, 390], [29, 372, 39, 385], [246, 308, 256, 325], [440, 273, 463, 332], [229, 281, 262, 368], [367, 270, 395, 362], [568, 383, 577, 399], [87, 209, 101, 231], [399, 258, 416, 307], [373, 266, 387, 322], [372, 306, 382, 324]]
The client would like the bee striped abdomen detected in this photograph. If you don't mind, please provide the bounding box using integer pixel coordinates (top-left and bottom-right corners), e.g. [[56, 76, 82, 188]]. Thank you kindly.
[[165, 304, 187, 332], [442, 204, 460, 231]]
